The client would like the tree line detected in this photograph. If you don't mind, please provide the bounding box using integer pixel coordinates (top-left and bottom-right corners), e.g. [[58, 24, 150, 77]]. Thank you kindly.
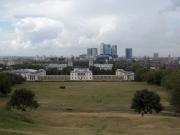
[[0, 73, 39, 111], [132, 64, 180, 112]]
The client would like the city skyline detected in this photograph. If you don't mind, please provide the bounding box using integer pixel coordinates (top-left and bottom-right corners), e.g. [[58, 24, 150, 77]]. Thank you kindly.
[[0, 0, 180, 57]]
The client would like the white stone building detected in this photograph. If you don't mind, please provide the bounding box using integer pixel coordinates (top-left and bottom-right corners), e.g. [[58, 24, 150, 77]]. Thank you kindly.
[[8, 69, 46, 81], [47, 64, 67, 70], [94, 64, 113, 70], [0, 59, 23, 66], [116, 69, 134, 81], [70, 68, 93, 80]]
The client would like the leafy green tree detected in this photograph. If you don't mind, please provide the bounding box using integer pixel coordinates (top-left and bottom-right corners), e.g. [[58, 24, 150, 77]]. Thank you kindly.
[[0, 77, 12, 96], [162, 70, 180, 111], [161, 70, 180, 90], [131, 89, 163, 116], [7, 89, 39, 111], [144, 70, 165, 85], [0, 74, 13, 96], [0, 73, 25, 96], [11, 64, 44, 70], [132, 64, 147, 81], [170, 88, 180, 112]]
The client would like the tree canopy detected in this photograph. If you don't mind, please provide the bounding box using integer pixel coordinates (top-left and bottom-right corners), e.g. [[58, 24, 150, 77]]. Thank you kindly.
[[131, 89, 163, 116], [0, 73, 25, 96], [7, 88, 39, 111]]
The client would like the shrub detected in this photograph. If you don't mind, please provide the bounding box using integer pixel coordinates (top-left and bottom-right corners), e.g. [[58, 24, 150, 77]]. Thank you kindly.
[[131, 89, 163, 116], [7, 88, 39, 111], [59, 86, 66, 89]]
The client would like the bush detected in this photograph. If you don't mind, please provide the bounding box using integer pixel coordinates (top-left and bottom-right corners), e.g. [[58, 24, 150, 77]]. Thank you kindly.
[[131, 89, 163, 116], [59, 86, 66, 89], [0, 77, 12, 96], [170, 88, 180, 112], [0, 74, 12, 96], [132, 64, 147, 81], [7, 88, 39, 111], [162, 70, 180, 111], [0, 73, 25, 96], [144, 70, 165, 85]]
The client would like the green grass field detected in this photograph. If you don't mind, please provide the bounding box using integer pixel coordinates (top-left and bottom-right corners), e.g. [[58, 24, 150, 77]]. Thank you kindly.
[[0, 82, 180, 135]]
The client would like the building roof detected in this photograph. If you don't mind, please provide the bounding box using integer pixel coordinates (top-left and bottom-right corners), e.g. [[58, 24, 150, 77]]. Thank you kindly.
[[7, 69, 45, 74], [71, 68, 92, 73], [47, 64, 67, 68], [116, 69, 134, 75]]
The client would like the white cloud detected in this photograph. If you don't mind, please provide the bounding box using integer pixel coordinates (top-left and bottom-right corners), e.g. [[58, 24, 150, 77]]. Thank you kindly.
[[0, 0, 179, 56], [13, 17, 63, 48]]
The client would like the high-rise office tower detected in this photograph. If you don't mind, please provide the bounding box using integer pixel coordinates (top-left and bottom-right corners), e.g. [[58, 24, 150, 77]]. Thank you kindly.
[[111, 45, 118, 58], [125, 48, 133, 59], [100, 43, 111, 55], [100, 43, 118, 58], [153, 53, 159, 59], [87, 48, 98, 57]]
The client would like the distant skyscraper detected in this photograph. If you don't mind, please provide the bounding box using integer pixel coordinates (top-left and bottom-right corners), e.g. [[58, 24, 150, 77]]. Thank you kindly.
[[100, 43, 111, 55], [100, 43, 118, 58], [125, 48, 133, 59], [111, 45, 118, 58], [153, 53, 159, 59], [87, 48, 98, 57]]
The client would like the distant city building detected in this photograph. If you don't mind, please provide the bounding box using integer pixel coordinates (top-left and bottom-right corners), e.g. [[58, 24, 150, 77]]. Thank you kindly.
[[111, 45, 118, 58], [0, 59, 23, 66], [79, 54, 89, 61], [67, 58, 73, 67], [7, 69, 46, 81], [153, 53, 159, 59], [48, 57, 66, 64], [125, 48, 133, 59], [100, 43, 118, 58], [87, 48, 98, 57], [96, 55, 112, 62], [94, 64, 113, 70], [47, 64, 67, 70], [70, 68, 93, 80], [89, 59, 94, 67], [100, 43, 111, 55], [116, 69, 134, 81]]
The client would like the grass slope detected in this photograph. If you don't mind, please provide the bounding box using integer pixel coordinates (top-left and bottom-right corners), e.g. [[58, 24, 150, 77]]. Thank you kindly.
[[0, 82, 179, 135]]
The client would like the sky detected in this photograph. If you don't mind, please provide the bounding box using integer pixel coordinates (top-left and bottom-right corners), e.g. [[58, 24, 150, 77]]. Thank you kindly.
[[0, 0, 179, 57]]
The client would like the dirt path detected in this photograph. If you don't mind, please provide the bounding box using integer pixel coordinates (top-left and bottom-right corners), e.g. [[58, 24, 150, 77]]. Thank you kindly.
[[0, 128, 46, 135]]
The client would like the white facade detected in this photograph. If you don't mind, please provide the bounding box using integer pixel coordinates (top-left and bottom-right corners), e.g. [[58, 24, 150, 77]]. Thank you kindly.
[[94, 64, 113, 70], [47, 64, 67, 70], [70, 68, 93, 80], [0, 59, 23, 66], [9, 69, 46, 81], [116, 69, 134, 81]]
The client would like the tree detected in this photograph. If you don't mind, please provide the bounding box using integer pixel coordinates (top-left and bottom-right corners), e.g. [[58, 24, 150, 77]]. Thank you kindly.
[[144, 70, 165, 85], [161, 70, 180, 111], [161, 70, 180, 90], [170, 88, 180, 112], [0, 75, 12, 96], [0, 78, 12, 96], [132, 64, 147, 81], [0, 73, 25, 96], [131, 89, 163, 116], [7, 89, 39, 111]]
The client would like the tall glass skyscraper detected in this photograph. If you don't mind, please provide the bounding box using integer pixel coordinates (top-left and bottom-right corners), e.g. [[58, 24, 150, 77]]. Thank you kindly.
[[125, 48, 133, 59], [111, 45, 118, 58], [87, 48, 98, 57], [100, 43, 118, 58]]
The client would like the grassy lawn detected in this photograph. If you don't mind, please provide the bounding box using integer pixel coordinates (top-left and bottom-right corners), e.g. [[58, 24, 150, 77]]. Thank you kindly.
[[0, 81, 179, 135]]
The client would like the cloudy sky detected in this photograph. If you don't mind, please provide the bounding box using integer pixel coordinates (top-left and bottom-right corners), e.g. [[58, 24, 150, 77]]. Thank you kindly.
[[0, 0, 179, 57]]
